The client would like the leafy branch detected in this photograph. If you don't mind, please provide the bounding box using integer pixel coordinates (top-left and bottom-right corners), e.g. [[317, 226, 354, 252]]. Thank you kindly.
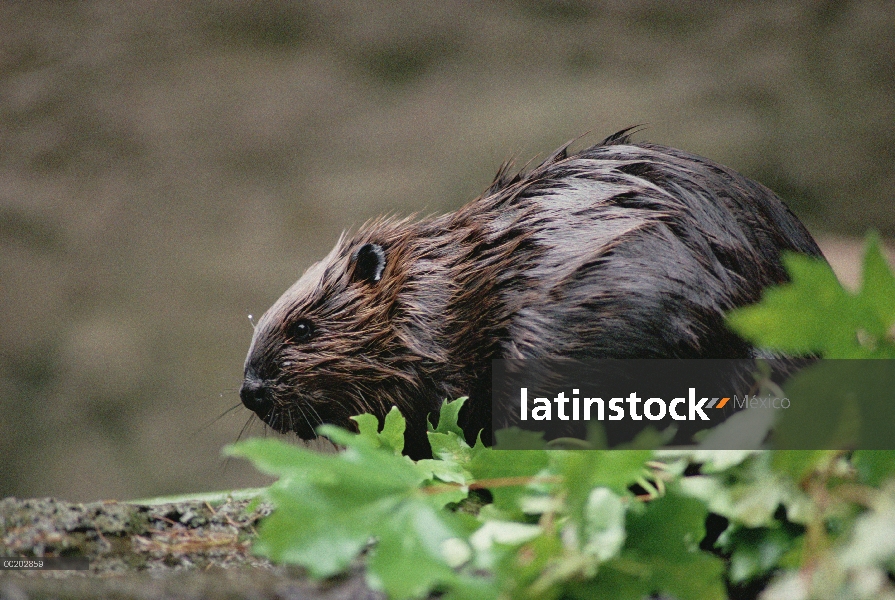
[[228, 233, 895, 600]]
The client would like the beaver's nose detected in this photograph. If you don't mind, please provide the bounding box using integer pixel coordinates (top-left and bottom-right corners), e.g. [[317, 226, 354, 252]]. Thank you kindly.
[[240, 377, 273, 416]]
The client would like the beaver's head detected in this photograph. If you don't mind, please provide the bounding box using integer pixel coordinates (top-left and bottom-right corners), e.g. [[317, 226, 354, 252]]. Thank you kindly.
[[239, 228, 436, 440]]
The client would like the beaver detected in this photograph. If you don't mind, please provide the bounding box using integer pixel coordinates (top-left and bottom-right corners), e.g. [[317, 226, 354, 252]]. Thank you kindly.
[[239, 129, 824, 458]]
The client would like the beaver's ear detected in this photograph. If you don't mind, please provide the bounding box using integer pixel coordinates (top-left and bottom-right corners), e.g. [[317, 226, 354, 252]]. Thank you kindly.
[[351, 243, 386, 284]]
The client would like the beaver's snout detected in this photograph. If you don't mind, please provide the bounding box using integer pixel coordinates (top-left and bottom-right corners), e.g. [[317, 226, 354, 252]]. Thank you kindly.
[[239, 373, 273, 417]]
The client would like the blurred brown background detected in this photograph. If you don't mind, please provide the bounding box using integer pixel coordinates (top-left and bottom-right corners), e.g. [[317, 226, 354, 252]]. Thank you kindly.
[[1, 1, 893, 502]]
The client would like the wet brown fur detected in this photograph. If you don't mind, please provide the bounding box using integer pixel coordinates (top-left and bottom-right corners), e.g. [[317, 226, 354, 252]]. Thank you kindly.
[[240, 129, 823, 458]]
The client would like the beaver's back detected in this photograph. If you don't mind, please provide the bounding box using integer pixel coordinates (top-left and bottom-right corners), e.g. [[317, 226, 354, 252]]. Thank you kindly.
[[439, 134, 822, 363]]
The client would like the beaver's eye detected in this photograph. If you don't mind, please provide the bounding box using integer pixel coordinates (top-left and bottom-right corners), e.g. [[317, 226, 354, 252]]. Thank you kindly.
[[287, 319, 314, 343]]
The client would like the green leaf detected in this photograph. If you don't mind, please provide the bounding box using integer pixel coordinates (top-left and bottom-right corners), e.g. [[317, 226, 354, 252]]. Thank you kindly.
[[579, 487, 626, 561], [726, 252, 865, 357], [852, 450, 895, 487], [555, 450, 652, 499], [228, 434, 474, 597], [352, 412, 380, 440], [380, 405, 407, 453], [837, 487, 895, 569], [571, 494, 725, 600], [253, 481, 373, 577], [495, 527, 567, 600], [349, 406, 406, 454], [433, 396, 468, 437], [726, 233, 895, 358], [565, 560, 652, 600], [678, 453, 811, 527], [428, 429, 472, 463], [366, 501, 469, 598], [427, 397, 474, 463], [467, 445, 550, 515], [857, 232, 895, 337], [467, 518, 542, 573], [721, 526, 799, 584], [416, 458, 471, 485], [225, 436, 318, 477], [623, 493, 727, 600], [553, 450, 651, 569]]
